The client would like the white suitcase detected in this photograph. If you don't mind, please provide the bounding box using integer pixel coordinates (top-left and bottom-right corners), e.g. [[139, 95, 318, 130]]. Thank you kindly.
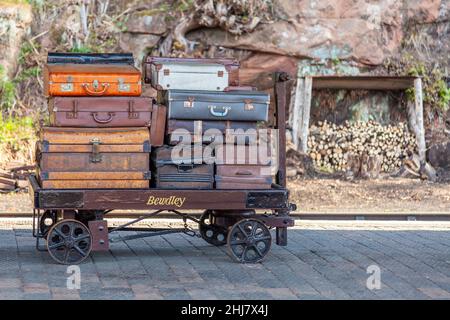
[[143, 56, 239, 91]]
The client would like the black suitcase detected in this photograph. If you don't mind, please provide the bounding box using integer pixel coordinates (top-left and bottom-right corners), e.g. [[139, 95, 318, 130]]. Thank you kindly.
[[152, 146, 214, 189], [47, 52, 134, 65]]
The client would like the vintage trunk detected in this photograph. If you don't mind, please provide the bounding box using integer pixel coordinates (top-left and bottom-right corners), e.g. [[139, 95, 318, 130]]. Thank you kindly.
[[215, 165, 273, 189], [47, 52, 134, 65], [144, 56, 239, 91], [167, 120, 258, 145], [44, 64, 142, 97], [160, 90, 270, 122], [37, 127, 150, 189], [48, 97, 166, 146], [152, 146, 214, 189]]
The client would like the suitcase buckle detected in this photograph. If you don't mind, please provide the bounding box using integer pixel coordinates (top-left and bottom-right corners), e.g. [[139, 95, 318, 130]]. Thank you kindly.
[[66, 101, 78, 119], [128, 101, 139, 119], [90, 138, 102, 163]]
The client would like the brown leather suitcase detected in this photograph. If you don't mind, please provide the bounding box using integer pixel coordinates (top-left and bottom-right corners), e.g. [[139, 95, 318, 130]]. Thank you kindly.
[[152, 146, 214, 189], [37, 127, 150, 189], [214, 144, 272, 165], [43, 64, 142, 97], [215, 165, 273, 189], [167, 120, 257, 145], [48, 97, 166, 146]]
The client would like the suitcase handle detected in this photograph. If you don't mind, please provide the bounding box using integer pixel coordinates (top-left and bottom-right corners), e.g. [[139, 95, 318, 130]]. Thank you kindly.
[[82, 82, 110, 95], [177, 164, 194, 173], [91, 112, 115, 124], [235, 170, 253, 176], [209, 106, 231, 117]]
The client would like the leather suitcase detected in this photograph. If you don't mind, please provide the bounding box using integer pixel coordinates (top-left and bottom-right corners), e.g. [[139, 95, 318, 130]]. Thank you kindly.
[[160, 90, 270, 121], [43, 64, 142, 97], [214, 144, 272, 165], [152, 146, 214, 189], [144, 56, 239, 91], [37, 127, 150, 189], [48, 97, 166, 146], [47, 52, 134, 65], [167, 120, 257, 145], [215, 165, 272, 189]]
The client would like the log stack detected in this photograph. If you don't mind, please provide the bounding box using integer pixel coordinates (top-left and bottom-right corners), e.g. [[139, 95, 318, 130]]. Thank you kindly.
[[307, 120, 417, 173]]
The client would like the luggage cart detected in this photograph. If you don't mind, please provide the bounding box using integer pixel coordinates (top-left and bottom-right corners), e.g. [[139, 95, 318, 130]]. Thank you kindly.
[[28, 72, 296, 264]]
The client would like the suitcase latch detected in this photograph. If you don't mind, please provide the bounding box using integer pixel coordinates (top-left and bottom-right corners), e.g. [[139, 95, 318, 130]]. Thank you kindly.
[[184, 97, 195, 108], [163, 69, 170, 76], [244, 99, 254, 111], [118, 78, 131, 92], [60, 83, 73, 92], [90, 138, 102, 163], [217, 70, 224, 77], [60, 76, 74, 92]]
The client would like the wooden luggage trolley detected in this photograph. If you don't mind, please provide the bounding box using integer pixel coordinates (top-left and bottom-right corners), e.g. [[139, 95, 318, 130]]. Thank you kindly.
[[29, 72, 296, 265]]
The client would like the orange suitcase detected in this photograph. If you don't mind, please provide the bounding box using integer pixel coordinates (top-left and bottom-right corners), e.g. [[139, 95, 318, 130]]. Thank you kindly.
[[44, 64, 142, 97]]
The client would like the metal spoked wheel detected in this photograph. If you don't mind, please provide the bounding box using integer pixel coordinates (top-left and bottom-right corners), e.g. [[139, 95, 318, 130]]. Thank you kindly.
[[39, 210, 58, 238], [199, 210, 228, 246], [227, 218, 272, 263], [46, 219, 92, 265]]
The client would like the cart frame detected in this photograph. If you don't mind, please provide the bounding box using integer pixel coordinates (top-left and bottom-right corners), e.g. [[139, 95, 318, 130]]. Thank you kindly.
[[28, 72, 296, 264]]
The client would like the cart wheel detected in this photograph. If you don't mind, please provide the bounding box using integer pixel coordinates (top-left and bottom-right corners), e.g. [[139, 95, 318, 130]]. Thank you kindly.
[[199, 210, 228, 246], [227, 218, 272, 263], [39, 210, 58, 238], [46, 219, 92, 265]]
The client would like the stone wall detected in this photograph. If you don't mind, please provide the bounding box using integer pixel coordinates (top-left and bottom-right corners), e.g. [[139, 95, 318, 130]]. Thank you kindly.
[[0, 2, 32, 78]]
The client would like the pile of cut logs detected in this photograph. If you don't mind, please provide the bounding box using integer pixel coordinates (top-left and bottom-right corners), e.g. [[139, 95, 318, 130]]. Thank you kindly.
[[0, 165, 34, 193], [308, 120, 417, 173]]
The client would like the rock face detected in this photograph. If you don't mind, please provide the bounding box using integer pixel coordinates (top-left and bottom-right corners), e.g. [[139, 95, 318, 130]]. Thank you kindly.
[[187, 0, 448, 67], [0, 3, 32, 78]]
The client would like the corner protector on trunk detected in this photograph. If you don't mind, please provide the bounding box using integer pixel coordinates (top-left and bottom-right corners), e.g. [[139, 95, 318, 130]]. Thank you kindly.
[[143, 141, 151, 153]]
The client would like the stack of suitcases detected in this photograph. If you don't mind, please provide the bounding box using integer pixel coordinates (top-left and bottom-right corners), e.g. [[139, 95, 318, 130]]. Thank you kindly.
[[144, 56, 273, 190], [36, 53, 273, 190], [37, 53, 166, 189]]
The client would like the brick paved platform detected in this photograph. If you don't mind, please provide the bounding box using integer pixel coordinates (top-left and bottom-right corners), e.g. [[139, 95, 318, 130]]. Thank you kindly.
[[1, 220, 450, 300]]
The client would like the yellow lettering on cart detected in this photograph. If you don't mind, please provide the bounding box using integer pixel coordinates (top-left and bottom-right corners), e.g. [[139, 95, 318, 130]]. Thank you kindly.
[[147, 196, 186, 208]]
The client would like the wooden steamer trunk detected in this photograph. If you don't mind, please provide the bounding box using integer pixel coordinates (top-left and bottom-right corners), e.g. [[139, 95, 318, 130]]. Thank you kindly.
[[144, 56, 239, 91], [44, 64, 142, 97], [37, 127, 151, 189]]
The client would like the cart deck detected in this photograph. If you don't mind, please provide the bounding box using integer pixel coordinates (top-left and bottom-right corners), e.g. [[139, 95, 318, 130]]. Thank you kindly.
[[29, 174, 291, 211]]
